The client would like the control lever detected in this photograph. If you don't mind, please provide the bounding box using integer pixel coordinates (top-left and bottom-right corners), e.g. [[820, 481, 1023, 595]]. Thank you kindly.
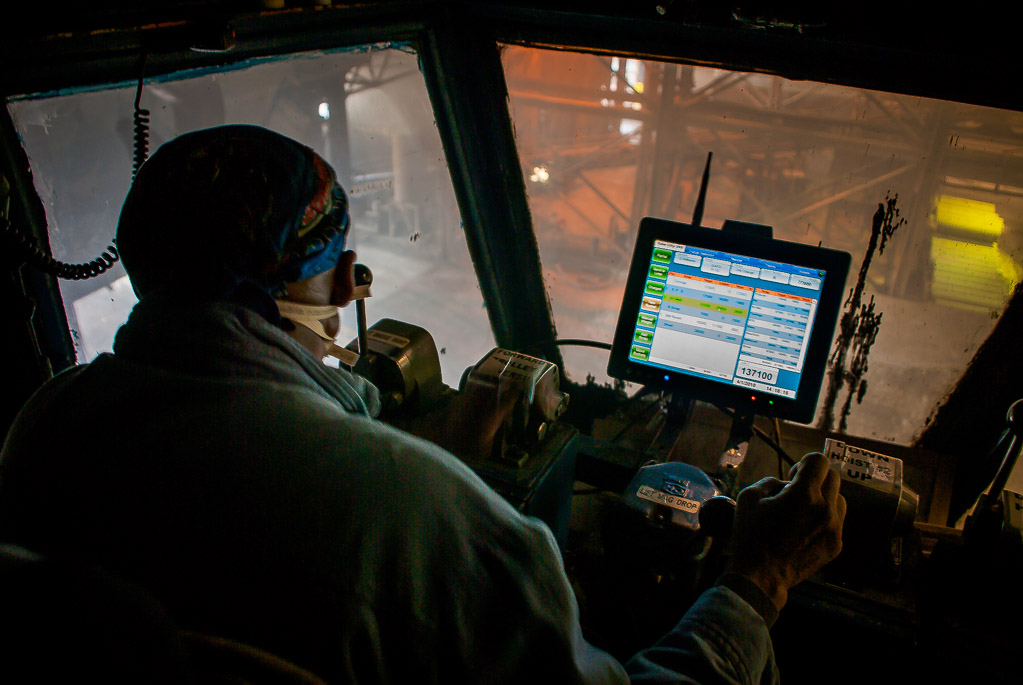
[[635, 434, 919, 551], [458, 348, 570, 466], [353, 263, 372, 357], [698, 495, 737, 539], [965, 398, 1023, 546], [326, 263, 372, 370], [714, 410, 755, 498], [606, 463, 735, 602], [919, 400, 1023, 640], [331, 263, 444, 415]]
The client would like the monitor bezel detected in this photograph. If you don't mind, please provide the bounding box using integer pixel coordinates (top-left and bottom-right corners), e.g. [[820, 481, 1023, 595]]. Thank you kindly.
[[607, 217, 852, 424]]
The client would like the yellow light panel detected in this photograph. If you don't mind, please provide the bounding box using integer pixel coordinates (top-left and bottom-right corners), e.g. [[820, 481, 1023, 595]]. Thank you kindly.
[[935, 195, 1005, 238]]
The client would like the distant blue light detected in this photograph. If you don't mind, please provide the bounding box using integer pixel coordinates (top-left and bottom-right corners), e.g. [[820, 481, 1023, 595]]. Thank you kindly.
[[664, 374, 670, 381]]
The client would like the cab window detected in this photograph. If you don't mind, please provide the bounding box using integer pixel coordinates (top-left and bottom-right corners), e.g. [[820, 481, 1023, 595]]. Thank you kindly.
[[7, 44, 495, 387], [501, 45, 1023, 444]]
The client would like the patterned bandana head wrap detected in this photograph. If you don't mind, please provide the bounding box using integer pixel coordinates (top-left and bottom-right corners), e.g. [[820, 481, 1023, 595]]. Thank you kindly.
[[117, 124, 349, 312]]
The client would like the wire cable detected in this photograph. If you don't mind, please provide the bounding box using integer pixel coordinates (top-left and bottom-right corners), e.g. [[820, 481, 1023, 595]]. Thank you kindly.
[[753, 420, 796, 467], [774, 417, 786, 478], [0, 58, 151, 280], [1, 213, 120, 280], [713, 403, 797, 467], [523, 338, 613, 355], [132, 64, 150, 180]]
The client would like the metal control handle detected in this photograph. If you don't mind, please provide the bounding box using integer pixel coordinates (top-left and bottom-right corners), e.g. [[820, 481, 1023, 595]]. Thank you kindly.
[[353, 263, 372, 355]]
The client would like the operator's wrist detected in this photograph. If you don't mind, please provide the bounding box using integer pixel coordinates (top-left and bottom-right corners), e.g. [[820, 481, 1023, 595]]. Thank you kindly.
[[716, 571, 782, 628], [721, 560, 789, 612]]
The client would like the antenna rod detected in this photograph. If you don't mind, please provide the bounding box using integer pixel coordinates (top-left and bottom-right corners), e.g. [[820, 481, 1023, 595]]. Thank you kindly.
[[691, 151, 712, 227]]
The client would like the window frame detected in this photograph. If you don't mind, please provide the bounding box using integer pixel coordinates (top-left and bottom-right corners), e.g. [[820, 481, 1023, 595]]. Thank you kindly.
[[2, 3, 1020, 445]]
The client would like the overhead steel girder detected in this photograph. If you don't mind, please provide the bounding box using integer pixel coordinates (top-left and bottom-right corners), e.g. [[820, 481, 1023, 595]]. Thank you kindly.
[[507, 81, 930, 156]]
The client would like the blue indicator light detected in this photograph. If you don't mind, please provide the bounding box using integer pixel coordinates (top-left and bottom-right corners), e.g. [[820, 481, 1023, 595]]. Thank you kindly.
[[664, 374, 670, 381]]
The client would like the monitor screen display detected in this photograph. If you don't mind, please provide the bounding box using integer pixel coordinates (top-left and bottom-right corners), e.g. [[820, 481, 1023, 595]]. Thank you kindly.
[[628, 240, 824, 400], [608, 218, 850, 423]]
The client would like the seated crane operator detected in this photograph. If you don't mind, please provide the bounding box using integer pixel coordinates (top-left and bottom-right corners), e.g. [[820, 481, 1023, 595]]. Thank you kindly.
[[0, 125, 845, 683]]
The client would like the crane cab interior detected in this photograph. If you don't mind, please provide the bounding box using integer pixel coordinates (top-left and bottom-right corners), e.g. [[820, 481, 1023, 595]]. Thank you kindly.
[[2, 2, 1021, 682]]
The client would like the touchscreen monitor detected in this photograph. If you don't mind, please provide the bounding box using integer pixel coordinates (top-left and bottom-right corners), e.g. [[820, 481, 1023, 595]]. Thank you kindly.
[[608, 218, 851, 423]]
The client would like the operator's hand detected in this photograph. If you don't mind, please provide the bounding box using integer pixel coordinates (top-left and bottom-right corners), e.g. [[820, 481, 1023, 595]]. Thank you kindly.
[[389, 378, 522, 461], [439, 378, 522, 461], [725, 452, 846, 611]]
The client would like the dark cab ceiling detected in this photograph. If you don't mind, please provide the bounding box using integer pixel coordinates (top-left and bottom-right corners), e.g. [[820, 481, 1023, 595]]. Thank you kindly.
[[2, 1, 1020, 113]]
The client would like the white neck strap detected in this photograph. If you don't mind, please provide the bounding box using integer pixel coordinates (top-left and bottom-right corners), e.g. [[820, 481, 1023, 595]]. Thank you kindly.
[[275, 300, 339, 342]]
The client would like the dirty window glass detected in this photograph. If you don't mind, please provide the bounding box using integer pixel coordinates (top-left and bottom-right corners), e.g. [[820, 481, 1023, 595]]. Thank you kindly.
[[502, 45, 1023, 444], [8, 45, 494, 386]]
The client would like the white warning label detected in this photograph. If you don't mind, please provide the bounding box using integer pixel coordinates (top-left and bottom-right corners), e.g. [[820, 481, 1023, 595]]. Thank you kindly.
[[637, 485, 701, 513], [824, 439, 901, 493]]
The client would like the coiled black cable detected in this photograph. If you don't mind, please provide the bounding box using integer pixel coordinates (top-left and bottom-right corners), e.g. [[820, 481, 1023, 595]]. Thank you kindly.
[[131, 70, 150, 180], [0, 60, 154, 280], [1, 213, 120, 280]]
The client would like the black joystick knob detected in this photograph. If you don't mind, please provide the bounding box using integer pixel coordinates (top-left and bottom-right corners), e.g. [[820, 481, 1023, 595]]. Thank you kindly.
[[354, 263, 372, 287], [1007, 399, 1023, 436], [699, 495, 737, 538]]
